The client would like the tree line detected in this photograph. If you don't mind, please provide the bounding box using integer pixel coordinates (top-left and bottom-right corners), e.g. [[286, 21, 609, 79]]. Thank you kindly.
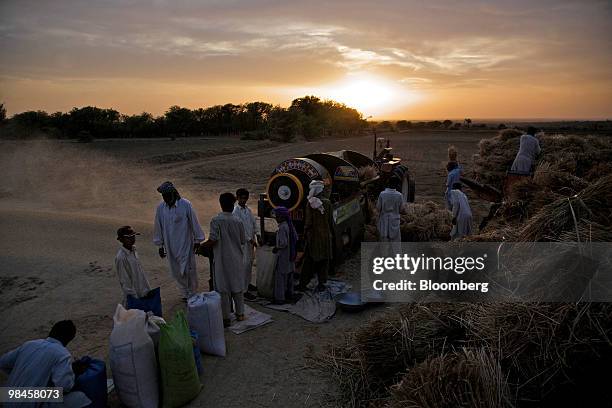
[[0, 96, 365, 142]]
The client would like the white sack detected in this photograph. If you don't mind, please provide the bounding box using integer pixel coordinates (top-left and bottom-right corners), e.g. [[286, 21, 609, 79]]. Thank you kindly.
[[109, 304, 159, 408], [187, 292, 226, 357], [256, 245, 277, 300]]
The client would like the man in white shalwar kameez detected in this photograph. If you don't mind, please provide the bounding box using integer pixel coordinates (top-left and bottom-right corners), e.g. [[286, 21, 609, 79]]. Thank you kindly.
[[377, 177, 403, 257], [233, 188, 260, 299], [153, 181, 205, 300], [115, 226, 151, 303], [510, 126, 541, 174], [449, 183, 473, 240], [202, 192, 246, 326], [377, 177, 403, 242]]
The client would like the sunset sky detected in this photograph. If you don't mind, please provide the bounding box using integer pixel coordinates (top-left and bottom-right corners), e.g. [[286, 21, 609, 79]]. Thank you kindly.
[[0, 0, 610, 119]]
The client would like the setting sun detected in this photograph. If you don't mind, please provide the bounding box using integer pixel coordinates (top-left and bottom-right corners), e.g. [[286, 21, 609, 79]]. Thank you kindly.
[[319, 74, 421, 118]]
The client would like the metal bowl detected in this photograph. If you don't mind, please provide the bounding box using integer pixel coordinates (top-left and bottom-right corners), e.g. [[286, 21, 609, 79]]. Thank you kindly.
[[336, 292, 367, 312]]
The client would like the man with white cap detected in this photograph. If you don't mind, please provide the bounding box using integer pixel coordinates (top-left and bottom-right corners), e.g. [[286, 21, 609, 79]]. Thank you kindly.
[[153, 181, 205, 300], [115, 225, 151, 303]]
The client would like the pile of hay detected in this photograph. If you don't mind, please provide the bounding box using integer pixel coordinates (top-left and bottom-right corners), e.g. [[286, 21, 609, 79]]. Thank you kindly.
[[470, 130, 612, 241], [469, 302, 612, 407], [318, 302, 612, 407], [478, 173, 612, 242], [400, 201, 452, 241], [364, 201, 452, 242], [316, 303, 479, 405], [472, 129, 612, 189], [519, 174, 612, 241], [387, 348, 511, 408]]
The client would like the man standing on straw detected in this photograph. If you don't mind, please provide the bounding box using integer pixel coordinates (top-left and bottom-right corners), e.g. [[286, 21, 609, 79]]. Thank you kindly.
[[510, 126, 541, 174], [449, 182, 473, 240], [154, 181, 205, 301]]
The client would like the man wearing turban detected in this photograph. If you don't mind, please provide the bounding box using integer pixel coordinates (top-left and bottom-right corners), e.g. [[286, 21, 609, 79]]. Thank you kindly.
[[153, 181, 205, 300]]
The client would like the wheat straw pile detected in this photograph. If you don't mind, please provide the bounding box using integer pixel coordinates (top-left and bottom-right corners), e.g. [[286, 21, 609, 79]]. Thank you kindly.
[[364, 201, 452, 242], [387, 348, 511, 408], [469, 130, 612, 241], [400, 202, 452, 241], [472, 129, 612, 188], [318, 302, 612, 407]]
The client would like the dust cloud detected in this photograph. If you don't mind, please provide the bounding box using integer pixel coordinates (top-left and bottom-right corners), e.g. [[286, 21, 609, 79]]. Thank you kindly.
[[0, 140, 219, 224]]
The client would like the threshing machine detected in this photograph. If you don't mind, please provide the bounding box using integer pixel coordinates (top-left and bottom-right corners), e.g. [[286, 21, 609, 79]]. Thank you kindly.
[[258, 138, 415, 262]]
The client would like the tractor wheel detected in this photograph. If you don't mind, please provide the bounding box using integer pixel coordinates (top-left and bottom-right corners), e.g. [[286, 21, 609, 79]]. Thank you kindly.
[[400, 173, 416, 202]]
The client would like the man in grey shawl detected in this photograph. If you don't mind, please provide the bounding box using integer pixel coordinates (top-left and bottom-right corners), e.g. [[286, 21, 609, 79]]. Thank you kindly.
[[510, 126, 541, 174]]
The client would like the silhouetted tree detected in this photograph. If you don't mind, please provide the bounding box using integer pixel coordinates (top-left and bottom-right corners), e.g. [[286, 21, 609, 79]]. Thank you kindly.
[[122, 112, 155, 138], [68, 106, 120, 138], [396, 120, 412, 130], [290, 96, 323, 117], [377, 121, 394, 131], [2, 95, 369, 141], [242, 101, 273, 131], [164, 105, 194, 137], [443, 119, 453, 128]]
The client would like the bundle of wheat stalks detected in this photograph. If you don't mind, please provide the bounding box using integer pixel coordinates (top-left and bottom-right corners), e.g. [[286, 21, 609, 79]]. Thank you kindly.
[[317, 302, 612, 407]]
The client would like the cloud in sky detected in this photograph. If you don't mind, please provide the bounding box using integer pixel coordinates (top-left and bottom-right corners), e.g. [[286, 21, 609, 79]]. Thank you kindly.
[[0, 0, 610, 118]]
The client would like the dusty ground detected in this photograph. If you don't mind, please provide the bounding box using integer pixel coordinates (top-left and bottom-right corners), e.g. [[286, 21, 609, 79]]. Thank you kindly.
[[0, 130, 495, 407]]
